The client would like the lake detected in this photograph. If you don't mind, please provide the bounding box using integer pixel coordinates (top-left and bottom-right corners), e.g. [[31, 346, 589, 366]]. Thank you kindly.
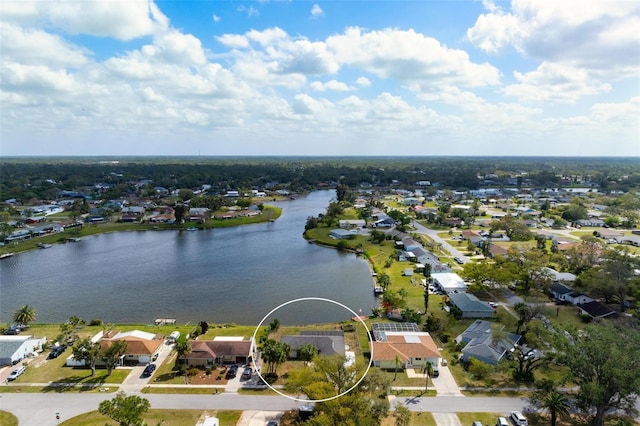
[[0, 190, 376, 325]]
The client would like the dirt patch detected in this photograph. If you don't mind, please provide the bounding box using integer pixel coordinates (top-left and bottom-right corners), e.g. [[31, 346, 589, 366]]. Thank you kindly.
[[186, 368, 229, 385]]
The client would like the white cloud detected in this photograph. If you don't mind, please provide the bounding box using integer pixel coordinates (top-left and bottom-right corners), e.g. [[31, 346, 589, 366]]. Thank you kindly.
[[355, 77, 371, 88], [0, 22, 90, 68], [310, 79, 352, 92], [311, 4, 324, 18], [467, 0, 640, 78], [212, 14, 221, 23], [3, 0, 169, 41], [505, 62, 612, 103], [327, 27, 500, 93], [238, 5, 259, 18]]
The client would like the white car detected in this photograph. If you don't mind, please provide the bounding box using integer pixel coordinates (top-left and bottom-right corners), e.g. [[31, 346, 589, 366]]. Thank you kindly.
[[7, 365, 26, 381]]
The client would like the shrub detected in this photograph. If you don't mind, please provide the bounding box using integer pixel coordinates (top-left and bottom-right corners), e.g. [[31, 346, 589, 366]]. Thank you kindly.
[[89, 319, 103, 326]]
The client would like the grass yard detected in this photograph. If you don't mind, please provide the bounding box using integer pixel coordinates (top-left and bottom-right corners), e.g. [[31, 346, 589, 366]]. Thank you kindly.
[[0, 411, 18, 426], [60, 409, 241, 426], [458, 412, 503, 425], [141, 386, 221, 394]]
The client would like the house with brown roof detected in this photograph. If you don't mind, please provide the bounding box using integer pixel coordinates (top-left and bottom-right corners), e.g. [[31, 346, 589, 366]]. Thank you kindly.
[[370, 323, 441, 370], [100, 330, 164, 365], [182, 337, 255, 367], [66, 330, 164, 367]]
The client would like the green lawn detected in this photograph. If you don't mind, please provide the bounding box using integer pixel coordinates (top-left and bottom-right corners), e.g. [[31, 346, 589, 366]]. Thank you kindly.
[[141, 386, 221, 394], [458, 412, 503, 426], [60, 409, 241, 426], [0, 411, 19, 426]]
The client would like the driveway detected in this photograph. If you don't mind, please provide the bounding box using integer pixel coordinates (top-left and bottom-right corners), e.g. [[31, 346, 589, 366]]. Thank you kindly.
[[433, 412, 463, 426], [237, 410, 283, 426], [432, 365, 464, 397]]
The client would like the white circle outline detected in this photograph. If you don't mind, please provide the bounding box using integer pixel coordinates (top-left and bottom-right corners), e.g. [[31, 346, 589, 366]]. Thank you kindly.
[[251, 297, 373, 403]]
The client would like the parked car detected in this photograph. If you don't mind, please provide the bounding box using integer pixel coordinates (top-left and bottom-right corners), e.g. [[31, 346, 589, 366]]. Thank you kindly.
[[432, 369, 439, 378], [454, 257, 464, 264], [473, 422, 483, 426], [7, 365, 26, 381], [142, 363, 157, 377], [496, 417, 509, 426], [441, 358, 447, 366], [241, 367, 252, 380], [225, 365, 238, 379], [48, 344, 67, 359], [510, 411, 528, 426], [4, 328, 21, 335]]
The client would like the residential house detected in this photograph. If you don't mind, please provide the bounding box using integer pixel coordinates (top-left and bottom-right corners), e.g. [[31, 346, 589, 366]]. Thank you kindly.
[[280, 331, 345, 359], [182, 337, 255, 367], [616, 235, 640, 247], [188, 207, 211, 223], [338, 220, 366, 229], [543, 267, 577, 285], [329, 229, 358, 239], [370, 323, 441, 369], [549, 282, 574, 303], [488, 243, 508, 258], [100, 330, 164, 365], [577, 301, 618, 320], [67, 330, 163, 367], [447, 293, 495, 318], [456, 320, 521, 366], [0, 335, 46, 366], [575, 219, 605, 227], [431, 273, 467, 294]]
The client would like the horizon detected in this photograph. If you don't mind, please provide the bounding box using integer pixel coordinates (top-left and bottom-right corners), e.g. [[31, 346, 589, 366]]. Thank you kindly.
[[1, 0, 639, 157]]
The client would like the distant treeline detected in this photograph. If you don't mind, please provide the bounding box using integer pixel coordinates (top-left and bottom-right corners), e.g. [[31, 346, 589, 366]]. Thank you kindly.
[[1, 156, 639, 201]]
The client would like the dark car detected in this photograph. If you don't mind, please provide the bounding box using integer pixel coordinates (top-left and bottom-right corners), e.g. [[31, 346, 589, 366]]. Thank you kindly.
[[4, 328, 21, 335], [142, 363, 157, 377], [241, 367, 252, 380], [225, 365, 238, 379], [48, 345, 67, 359]]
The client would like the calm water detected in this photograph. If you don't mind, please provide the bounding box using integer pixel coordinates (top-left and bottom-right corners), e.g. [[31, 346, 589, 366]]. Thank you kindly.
[[0, 191, 376, 325]]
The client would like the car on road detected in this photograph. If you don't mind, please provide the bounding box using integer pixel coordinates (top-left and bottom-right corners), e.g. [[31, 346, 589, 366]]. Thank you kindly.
[[142, 363, 156, 377], [48, 344, 67, 359], [225, 365, 238, 379], [241, 367, 252, 380], [454, 257, 464, 264], [7, 365, 26, 381]]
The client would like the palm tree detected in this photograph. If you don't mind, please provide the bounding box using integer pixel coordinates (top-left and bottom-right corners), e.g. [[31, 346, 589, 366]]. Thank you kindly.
[[540, 390, 570, 426], [421, 361, 434, 393], [393, 354, 403, 381], [13, 305, 36, 326]]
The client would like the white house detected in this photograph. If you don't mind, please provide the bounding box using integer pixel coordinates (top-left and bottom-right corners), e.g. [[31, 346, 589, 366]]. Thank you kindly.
[[0, 335, 46, 366], [431, 272, 467, 294]]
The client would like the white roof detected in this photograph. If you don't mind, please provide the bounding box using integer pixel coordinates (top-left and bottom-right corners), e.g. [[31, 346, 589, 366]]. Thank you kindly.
[[113, 330, 156, 340], [0, 335, 31, 343], [213, 336, 245, 341], [432, 272, 467, 290]]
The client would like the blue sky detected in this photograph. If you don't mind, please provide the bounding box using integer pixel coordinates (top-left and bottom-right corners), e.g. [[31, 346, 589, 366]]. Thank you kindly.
[[1, 0, 638, 157]]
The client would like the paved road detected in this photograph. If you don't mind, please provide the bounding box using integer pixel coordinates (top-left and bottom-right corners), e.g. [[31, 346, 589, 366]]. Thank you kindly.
[[2, 392, 533, 425], [412, 221, 469, 263]]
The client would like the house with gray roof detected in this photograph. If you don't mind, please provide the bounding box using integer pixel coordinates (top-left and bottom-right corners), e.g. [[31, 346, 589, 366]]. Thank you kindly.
[[281, 331, 345, 359], [456, 320, 521, 366], [330, 229, 358, 239], [448, 293, 495, 318], [0, 335, 46, 366]]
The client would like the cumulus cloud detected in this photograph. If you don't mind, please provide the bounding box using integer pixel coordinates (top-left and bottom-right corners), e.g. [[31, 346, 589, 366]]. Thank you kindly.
[[310, 79, 352, 92], [467, 0, 640, 78], [311, 4, 324, 18], [504, 62, 612, 103], [327, 27, 500, 92], [2, 0, 169, 41], [212, 14, 221, 23], [355, 77, 371, 88]]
